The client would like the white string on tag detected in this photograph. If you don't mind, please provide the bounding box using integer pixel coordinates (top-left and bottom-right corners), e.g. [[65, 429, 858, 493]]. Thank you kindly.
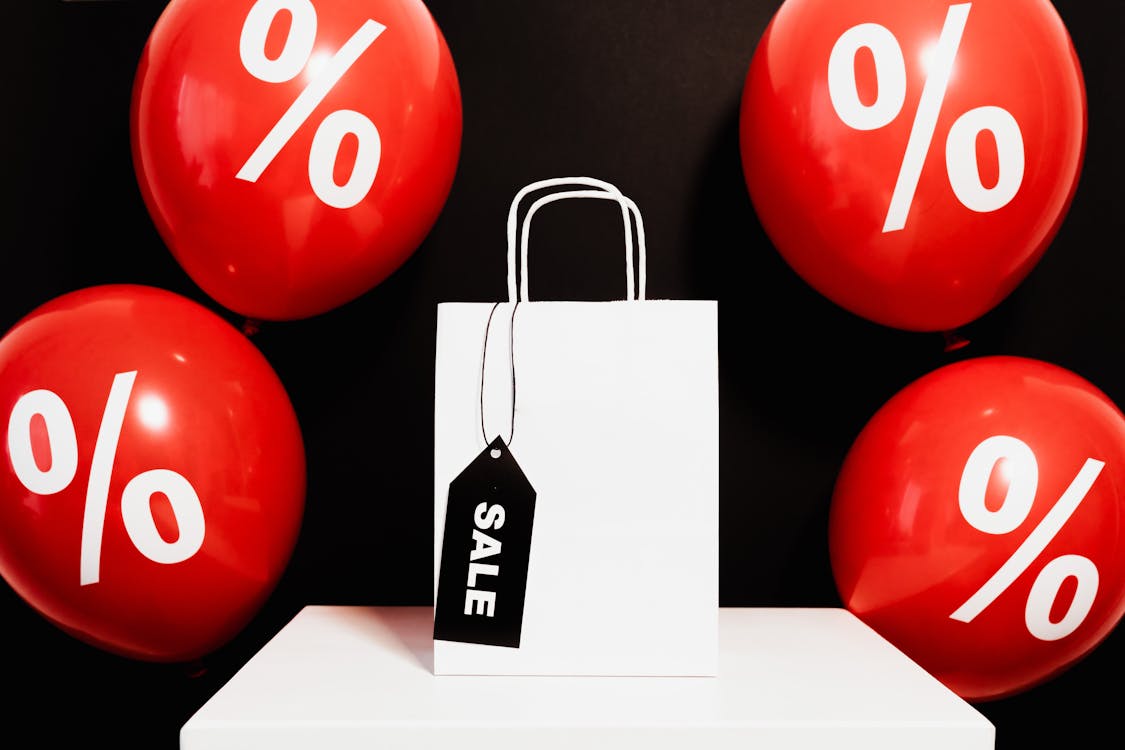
[[479, 301, 518, 453], [482, 178, 647, 453]]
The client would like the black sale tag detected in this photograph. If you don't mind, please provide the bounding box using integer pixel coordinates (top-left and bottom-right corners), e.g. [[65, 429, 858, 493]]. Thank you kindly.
[[434, 436, 536, 648]]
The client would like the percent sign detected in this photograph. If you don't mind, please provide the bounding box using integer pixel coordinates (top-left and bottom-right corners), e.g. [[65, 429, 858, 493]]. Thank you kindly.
[[6, 372, 205, 586], [950, 435, 1103, 641], [828, 2, 1025, 232], [236, 0, 386, 209]]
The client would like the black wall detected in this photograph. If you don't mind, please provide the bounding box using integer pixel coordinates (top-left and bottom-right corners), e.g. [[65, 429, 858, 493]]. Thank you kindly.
[[4, 1, 1122, 747]]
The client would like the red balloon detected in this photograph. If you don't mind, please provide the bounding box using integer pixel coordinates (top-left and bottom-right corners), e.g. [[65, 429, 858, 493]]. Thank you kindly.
[[0, 285, 306, 662], [740, 0, 1086, 332], [131, 0, 462, 321], [829, 356, 1125, 701]]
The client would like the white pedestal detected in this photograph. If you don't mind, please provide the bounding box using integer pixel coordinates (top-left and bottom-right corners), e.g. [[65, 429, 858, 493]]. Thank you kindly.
[[180, 606, 994, 750]]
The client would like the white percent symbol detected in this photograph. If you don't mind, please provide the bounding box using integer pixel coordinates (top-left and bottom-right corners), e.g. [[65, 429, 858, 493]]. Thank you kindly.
[[6, 372, 205, 586], [828, 2, 1025, 232], [950, 435, 1103, 641], [236, 0, 386, 209]]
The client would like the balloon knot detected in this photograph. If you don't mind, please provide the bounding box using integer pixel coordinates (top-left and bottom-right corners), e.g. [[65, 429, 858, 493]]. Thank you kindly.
[[942, 329, 971, 353], [241, 318, 262, 337], [183, 660, 208, 679]]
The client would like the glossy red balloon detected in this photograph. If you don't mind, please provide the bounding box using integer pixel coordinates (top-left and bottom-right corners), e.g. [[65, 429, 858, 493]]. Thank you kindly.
[[131, 0, 462, 321], [830, 356, 1125, 701], [740, 0, 1086, 332], [0, 285, 306, 662]]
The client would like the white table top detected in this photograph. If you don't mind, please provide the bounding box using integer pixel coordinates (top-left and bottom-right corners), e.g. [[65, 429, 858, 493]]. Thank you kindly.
[[180, 605, 994, 750]]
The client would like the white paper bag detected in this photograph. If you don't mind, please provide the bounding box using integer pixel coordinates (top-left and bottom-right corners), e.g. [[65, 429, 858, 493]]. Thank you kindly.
[[433, 177, 718, 676]]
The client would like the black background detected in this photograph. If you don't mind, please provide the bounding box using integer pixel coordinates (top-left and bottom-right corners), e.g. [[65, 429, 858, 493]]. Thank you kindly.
[[4, 1, 1122, 747]]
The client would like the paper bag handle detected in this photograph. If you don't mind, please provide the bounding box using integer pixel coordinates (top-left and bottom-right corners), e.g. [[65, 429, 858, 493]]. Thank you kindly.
[[505, 177, 647, 303]]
